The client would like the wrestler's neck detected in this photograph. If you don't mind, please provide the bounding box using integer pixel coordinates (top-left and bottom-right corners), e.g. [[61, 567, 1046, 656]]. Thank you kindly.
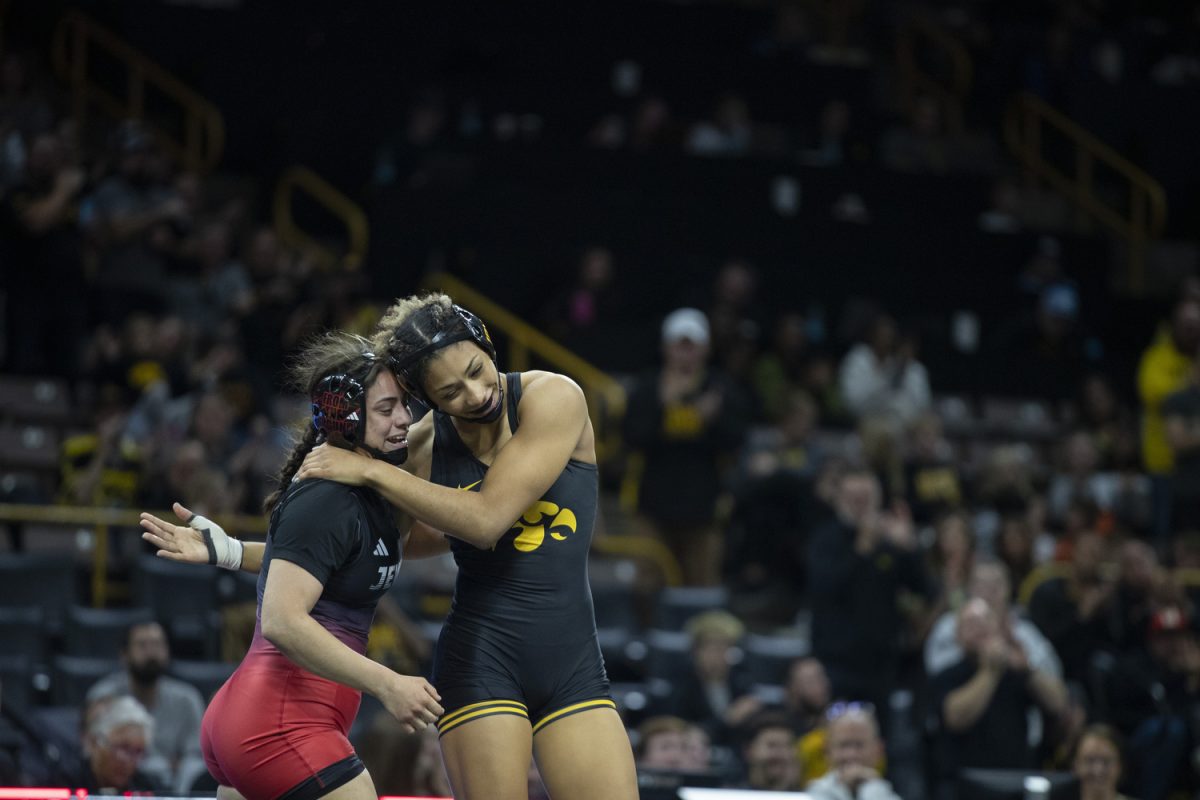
[[452, 412, 508, 461]]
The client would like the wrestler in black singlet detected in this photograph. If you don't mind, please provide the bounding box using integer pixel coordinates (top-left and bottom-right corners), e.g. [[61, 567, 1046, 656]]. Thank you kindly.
[[430, 373, 614, 736]]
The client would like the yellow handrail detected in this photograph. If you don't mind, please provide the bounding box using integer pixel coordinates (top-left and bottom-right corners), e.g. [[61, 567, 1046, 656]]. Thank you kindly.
[[1004, 92, 1167, 293], [0, 503, 265, 608], [896, 16, 973, 134], [0, 497, 682, 603], [420, 272, 628, 462], [50, 10, 225, 173], [273, 165, 370, 272]]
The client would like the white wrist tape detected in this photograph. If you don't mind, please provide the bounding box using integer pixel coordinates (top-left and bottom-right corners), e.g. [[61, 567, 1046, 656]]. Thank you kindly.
[[187, 512, 244, 571]]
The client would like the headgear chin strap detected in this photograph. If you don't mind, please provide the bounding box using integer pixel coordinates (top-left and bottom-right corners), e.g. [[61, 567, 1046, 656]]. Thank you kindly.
[[310, 357, 408, 466], [388, 304, 497, 412]]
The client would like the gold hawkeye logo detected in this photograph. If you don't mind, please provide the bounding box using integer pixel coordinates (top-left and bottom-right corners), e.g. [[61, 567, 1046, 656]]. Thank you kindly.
[[458, 480, 575, 553], [511, 501, 576, 552]]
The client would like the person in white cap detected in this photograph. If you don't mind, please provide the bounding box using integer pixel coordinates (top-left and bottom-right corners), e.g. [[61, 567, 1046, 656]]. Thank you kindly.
[[623, 307, 751, 586]]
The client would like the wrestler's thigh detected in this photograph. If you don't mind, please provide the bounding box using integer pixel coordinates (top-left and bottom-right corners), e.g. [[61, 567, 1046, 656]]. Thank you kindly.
[[440, 713, 533, 800], [533, 706, 638, 800]]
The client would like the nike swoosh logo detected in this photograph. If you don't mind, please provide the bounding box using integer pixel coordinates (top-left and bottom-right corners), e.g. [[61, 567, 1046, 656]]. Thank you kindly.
[[457, 480, 482, 491]]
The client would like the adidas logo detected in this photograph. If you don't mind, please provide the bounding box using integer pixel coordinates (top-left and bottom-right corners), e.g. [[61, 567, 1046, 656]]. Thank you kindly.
[[373, 540, 389, 558]]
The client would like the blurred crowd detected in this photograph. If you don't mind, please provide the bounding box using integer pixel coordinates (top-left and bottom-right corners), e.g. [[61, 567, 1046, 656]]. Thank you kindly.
[[3, 1, 1200, 798]]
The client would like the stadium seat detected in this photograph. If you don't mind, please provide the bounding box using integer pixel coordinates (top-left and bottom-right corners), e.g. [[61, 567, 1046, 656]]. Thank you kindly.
[[741, 633, 810, 687], [64, 605, 155, 659], [652, 586, 730, 631], [591, 580, 641, 631], [169, 659, 237, 702], [0, 606, 49, 664], [0, 553, 79, 633], [0, 425, 61, 471], [132, 554, 221, 659], [642, 628, 696, 682], [0, 376, 71, 424], [596, 626, 640, 682], [51, 654, 119, 706], [0, 654, 35, 711]]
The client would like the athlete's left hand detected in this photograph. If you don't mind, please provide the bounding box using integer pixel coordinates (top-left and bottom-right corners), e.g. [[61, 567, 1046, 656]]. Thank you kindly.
[[296, 443, 372, 486]]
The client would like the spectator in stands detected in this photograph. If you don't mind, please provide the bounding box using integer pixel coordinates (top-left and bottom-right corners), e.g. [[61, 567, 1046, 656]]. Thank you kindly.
[[805, 704, 901, 800], [1112, 539, 1191, 653], [81, 120, 190, 324], [903, 413, 963, 525], [925, 559, 1063, 686], [681, 722, 712, 773], [2, 129, 88, 376], [168, 219, 254, 338], [1078, 373, 1139, 471], [994, 282, 1093, 402], [995, 510, 1038, 598], [1162, 357, 1200, 533], [686, 93, 753, 157], [0, 51, 54, 184], [807, 467, 932, 713], [739, 712, 802, 792], [751, 312, 811, 423], [623, 308, 750, 586], [801, 99, 855, 168], [723, 391, 819, 623], [86, 621, 206, 794], [929, 599, 1067, 794], [70, 695, 164, 794], [838, 312, 931, 429], [1073, 724, 1131, 800], [879, 95, 950, 173], [58, 400, 142, 508], [237, 225, 310, 384], [704, 260, 765, 382], [629, 96, 679, 152], [1109, 606, 1200, 800], [784, 656, 833, 737], [1028, 530, 1121, 684], [977, 175, 1024, 234], [669, 611, 759, 741], [802, 351, 848, 427], [544, 245, 621, 368], [1139, 298, 1200, 548], [635, 716, 690, 771], [1045, 430, 1149, 534], [925, 510, 975, 616]]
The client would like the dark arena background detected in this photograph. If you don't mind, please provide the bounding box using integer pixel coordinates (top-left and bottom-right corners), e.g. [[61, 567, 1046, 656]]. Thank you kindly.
[[2, 0, 1200, 798]]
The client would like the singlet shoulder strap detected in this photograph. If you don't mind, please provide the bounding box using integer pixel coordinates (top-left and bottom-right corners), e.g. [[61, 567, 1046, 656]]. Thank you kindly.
[[506, 372, 522, 433]]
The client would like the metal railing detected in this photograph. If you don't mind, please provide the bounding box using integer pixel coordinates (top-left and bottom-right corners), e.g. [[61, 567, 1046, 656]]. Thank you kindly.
[[273, 165, 370, 272], [0, 495, 680, 606], [1005, 92, 1167, 293], [896, 15, 973, 134], [421, 272, 628, 463], [0, 503, 265, 608], [50, 10, 225, 173]]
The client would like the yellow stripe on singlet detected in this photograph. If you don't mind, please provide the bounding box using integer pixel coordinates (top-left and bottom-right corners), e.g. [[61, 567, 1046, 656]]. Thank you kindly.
[[437, 704, 530, 736], [438, 699, 528, 729], [531, 699, 617, 734]]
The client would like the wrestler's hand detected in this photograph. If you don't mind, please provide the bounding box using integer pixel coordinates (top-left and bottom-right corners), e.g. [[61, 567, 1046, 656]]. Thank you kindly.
[[295, 443, 372, 486], [140, 502, 243, 569], [378, 674, 443, 734]]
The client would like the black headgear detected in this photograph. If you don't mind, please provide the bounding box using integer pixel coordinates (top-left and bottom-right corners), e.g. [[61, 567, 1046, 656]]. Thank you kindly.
[[310, 353, 408, 465], [388, 304, 497, 411]]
